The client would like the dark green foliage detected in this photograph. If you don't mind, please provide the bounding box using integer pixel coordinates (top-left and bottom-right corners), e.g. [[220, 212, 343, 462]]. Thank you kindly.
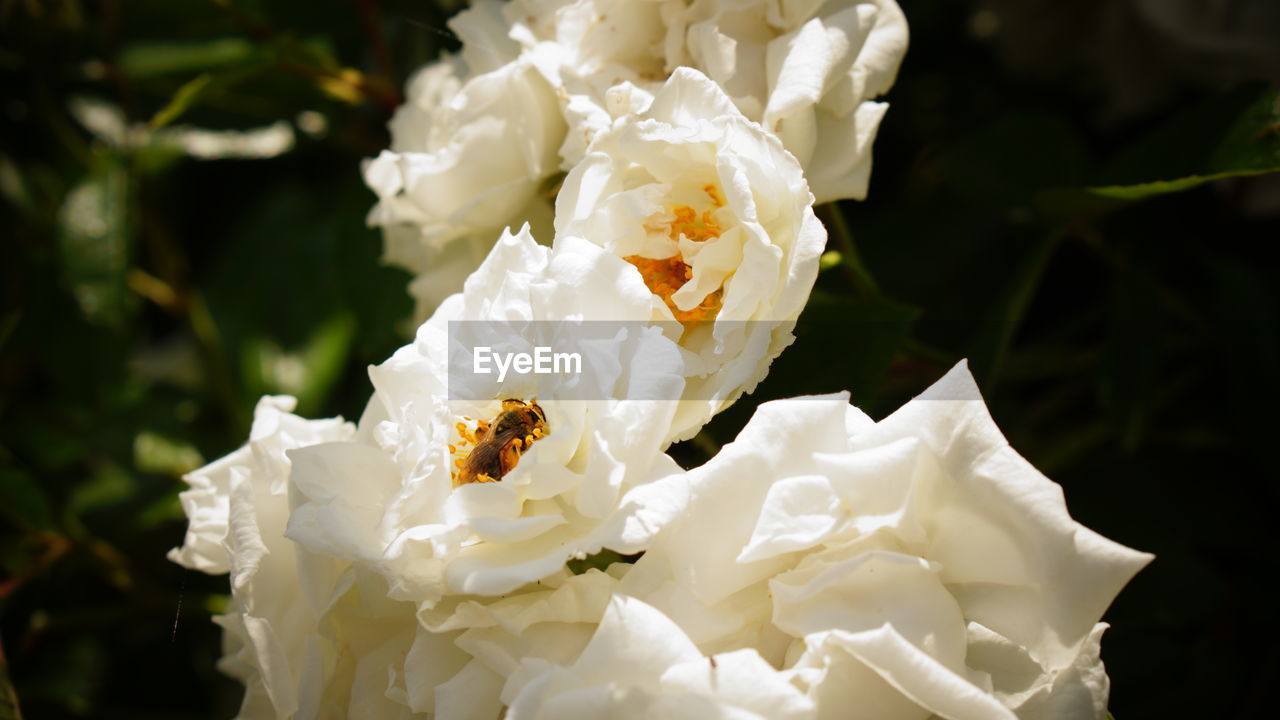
[[1, 1, 1277, 718]]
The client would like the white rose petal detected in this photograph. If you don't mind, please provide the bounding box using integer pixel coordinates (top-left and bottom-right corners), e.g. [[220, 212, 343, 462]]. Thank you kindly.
[[508, 0, 907, 201], [170, 398, 484, 718], [501, 594, 816, 720], [167, 396, 348, 573], [555, 67, 826, 440], [374, 0, 906, 321], [609, 361, 1151, 718], [362, 0, 565, 321], [786, 624, 1014, 720], [964, 621, 1114, 720], [285, 225, 689, 613]]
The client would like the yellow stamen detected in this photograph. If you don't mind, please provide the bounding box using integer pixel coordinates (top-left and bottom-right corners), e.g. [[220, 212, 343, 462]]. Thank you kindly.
[[703, 183, 725, 207], [624, 255, 723, 326], [626, 184, 728, 327], [669, 204, 721, 243]]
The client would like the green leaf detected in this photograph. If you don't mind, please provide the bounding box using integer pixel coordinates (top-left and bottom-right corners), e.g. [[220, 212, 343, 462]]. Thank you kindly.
[[1100, 263, 1169, 451], [692, 291, 921, 451], [0, 637, 21, 720], [147, 73, 214, 130], [294, 312, 357, 415], [1087, 168, 1278, 200], [0, 154, 33, 216], [57, 157, 132, 328], [145, 53, 275, 130], [0, 310, 19, 351], [0, 467, 54, 531], [1087, 85, 1280, 201], [968, 233, 1059, 387], [239, 312, 354, 414], [770, 291, 920, 404], [135, 492, 186, 530], [21, 636, 104, 715], [818, 202, 881, 296], [567, 550, 624, 575], [119, 37, 256, 78], [132, 431, 205, 477], [67, 462, 138, 518]]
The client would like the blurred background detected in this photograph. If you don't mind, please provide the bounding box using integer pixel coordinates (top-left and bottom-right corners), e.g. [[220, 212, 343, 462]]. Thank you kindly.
[[1, 1, 1277, 718]]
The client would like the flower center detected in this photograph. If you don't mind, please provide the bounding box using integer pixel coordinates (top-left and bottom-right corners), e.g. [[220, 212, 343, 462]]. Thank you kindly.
[[625, 184, 726, 327], [449, 399, 548, 487]]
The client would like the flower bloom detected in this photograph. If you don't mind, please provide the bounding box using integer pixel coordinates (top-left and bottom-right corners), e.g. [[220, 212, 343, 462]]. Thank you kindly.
[[362, 0, 564, 320], [404, 568, 815, 719], [511, 0, 909, 202], [169, 397, 453, 718], [607, 362, 1152, 719], [283, 225, 690, 615], [554, 67, 826, 440], [658, 0, 909, 203], [384, 362, 1149, 718], [367, 0, 905, 319], [501, 594, 816, 719]]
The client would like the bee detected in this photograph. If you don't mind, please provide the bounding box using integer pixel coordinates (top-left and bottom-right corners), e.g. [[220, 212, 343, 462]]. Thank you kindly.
[[453, 399, 548, 487]]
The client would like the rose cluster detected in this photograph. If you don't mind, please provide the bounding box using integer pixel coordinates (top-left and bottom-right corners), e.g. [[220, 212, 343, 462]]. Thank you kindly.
[[171, 2, 1151, 719]]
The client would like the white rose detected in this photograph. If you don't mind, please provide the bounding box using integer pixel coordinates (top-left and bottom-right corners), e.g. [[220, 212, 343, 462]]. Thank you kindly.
[[504, 0, 671, 166], [363, 0, 565, 320], [284, 225, 689, 613], [168, 395, 352, 575], [407, 567, 818, 719], [660, 0, 908, 202], [382, 200, 555, 326], [613, 361, 1152, 719], [169, 397, 492, 718], [501, 594, 817, 720], [374, 0, 904, 320], [554, 67, 826, 440], [418, 566, 625, 691], [508, 0, 907, 202]]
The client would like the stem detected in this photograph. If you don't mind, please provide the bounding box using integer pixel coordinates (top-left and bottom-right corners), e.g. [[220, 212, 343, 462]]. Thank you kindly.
[[207, 0, 401, 112], [978, 231, 1060, 388], [186, 290, 246, 436], [817, 202, 880, 297], [689, 430, 720, 463], [0, 633, 23, 720], [351, 0, 395, 84]]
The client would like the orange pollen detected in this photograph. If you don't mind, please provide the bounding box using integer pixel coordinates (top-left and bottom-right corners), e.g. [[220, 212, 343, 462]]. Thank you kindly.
[[669, 204, 721, 243], [624, 254, 723, 326], [449, 400, 548, 487], [703, 183, 725, 207], [628, 187, 728, 327]]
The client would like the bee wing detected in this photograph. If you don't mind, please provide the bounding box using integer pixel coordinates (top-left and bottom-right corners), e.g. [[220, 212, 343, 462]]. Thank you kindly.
[[462, 427, 520, 480]]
